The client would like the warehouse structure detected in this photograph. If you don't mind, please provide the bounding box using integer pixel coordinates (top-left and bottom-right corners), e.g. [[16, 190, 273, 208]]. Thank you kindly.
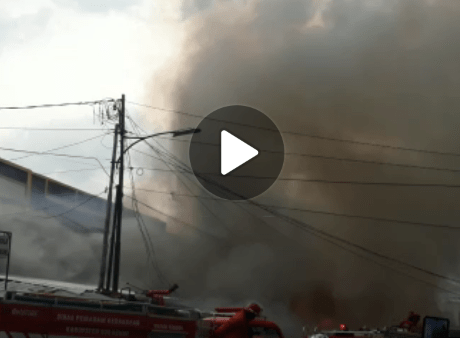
[[0, 156, 166, 234]]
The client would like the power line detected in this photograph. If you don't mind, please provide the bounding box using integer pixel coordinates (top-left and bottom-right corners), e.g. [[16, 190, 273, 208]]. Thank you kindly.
[[142, 144, 460, 288], [0, 205, 55, 219], [126, 136, 460, 230], [126, 113, 239, 239], [43, 167, 108, 175], [39, 190, 106, 219], [0, 127, 110, 131], [125, 195, 231, 243], [126, 119, 173, 286], [2, 203, 103, 234], [215, 178, 460, 286], [125, 115, 239, 238], [128, 188, 460, 295], [124, 112, 460, 294], [130, 148, 460, 185], [58, 213, 103, 234], [38, 189, 107, 219], [124, 166, 460, 187], [127, 101, 460, 158], [0, 146, 110, 177], [157, 150, 460, 293], [11, 131, 113, 161], [127, 187, 460, 230], [276, 208, 460, 285], [126, 148, 170, 287], [0, 99, 115, 110], [136, 132, 460, 174], [297, 224, 460, 296]]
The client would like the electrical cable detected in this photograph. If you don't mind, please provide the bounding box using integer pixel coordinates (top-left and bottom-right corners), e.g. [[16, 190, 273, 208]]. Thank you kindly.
[[125, 110, 460, 295], [150, 148, 460, 293], [118, 166, 460, 188], [127, 167, 156, 285], [151, 136, 460, 174], [100, 132, 115, 150], [125, 114, 238, 238], [0, 146, 110, 177], [126, 148, 170, 287], [0, 205, 55, 219], [125, 122, 172, 286], [11, 131, 113, 161], [126, 115, 361, 265], [127, 101, 460, 158], [125, 187, 460, 230], [125, 195, 232, 243], [137, 139, 460, 290], [0, 99, 115, 110], [0, 127, 110, 131], [295, 224, 460, 296], [118, 119, 232, 244], [212, 179, 460, 286], [58, 213, 103, 234], [43, 167, 109, 175], [39, 190, 106, 219]]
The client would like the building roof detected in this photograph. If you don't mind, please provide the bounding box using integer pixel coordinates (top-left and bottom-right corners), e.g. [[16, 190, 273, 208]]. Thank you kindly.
[[0, 157, 166, 234]]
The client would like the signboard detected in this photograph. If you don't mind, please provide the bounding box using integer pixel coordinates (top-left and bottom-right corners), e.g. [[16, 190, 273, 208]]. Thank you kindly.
[[0, 233, 10, 257], [423, 316, 450, 338]]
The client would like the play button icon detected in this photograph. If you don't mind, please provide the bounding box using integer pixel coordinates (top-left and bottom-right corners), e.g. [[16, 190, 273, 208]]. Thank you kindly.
[[221, 130, 259, 175], [189, 105, 284, 200]]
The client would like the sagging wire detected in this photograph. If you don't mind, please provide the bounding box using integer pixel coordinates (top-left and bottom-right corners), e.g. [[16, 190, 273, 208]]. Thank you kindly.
[[93, 98, 120, 127], [125, 116, 271, 245], [39, 190, 107, 219], [125, 113, 238, 238], [125, 113, 460, 295], [126, 139, 170, 287]]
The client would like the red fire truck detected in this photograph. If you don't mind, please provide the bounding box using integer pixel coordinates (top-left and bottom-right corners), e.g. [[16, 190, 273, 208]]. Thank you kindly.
[[0, 283, 285, 338], [303, 312, 423, 338]]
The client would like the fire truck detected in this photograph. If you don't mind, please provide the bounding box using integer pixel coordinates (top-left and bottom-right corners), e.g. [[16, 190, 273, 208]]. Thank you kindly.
[[0, 281, 285, 338], [303, 312, 423, 338]]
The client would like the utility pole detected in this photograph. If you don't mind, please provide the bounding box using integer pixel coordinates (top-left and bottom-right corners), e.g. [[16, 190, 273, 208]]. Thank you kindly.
[[100, 94, 197, 293], [3, 232, 11, 292], [97, 124, 119, 291], [105, 188, 119, 291], [112, 94, 125, 293]]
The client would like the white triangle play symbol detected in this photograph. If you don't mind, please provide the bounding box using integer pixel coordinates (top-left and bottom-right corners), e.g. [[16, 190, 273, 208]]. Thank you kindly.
[[221, 130, 259, 175]]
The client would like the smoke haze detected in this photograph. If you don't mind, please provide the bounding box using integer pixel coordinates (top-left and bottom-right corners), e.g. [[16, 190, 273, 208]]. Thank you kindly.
[[135, 0, 460, 336], [2, 1, 460, 337]]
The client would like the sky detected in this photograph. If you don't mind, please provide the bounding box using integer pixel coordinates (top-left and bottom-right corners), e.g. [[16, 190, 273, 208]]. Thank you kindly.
[[0, 0, 188, 194], [2, 0, 460, 336]]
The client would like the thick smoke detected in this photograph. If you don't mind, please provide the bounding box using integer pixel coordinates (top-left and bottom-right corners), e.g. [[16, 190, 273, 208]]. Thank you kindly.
[[137, 0, 460, 336], [0, 175, 175, 291], [6, 0, 460, 336]]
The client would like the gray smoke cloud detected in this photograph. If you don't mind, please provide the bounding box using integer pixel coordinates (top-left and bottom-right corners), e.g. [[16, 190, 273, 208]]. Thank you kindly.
[[0, 174, 175, 291], [136, 0, 460, 336], [4, 1, 460, 337]]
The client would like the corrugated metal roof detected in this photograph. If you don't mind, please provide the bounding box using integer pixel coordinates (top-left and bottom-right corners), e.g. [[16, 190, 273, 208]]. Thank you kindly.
[[0, 156, 167, 234]]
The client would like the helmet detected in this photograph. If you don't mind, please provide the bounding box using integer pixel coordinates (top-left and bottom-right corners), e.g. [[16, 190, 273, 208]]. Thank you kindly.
[[247, 303, 262, 315]]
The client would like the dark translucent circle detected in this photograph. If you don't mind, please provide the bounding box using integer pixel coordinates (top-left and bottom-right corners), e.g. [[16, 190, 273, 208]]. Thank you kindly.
[[189, 105, 284, 200]]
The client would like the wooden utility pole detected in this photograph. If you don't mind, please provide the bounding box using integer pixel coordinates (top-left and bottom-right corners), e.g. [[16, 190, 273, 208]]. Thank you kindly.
[[112, 94, 125, 292], [99, 94, 197, 293], [2, 232, 12, 291], [97, 123, 119, 291], [105, 186, 119, 291]]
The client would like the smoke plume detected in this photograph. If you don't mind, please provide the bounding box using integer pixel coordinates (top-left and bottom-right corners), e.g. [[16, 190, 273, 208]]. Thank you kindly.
[[137, 0, 460, 336], [4, 1, 460, 337]]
